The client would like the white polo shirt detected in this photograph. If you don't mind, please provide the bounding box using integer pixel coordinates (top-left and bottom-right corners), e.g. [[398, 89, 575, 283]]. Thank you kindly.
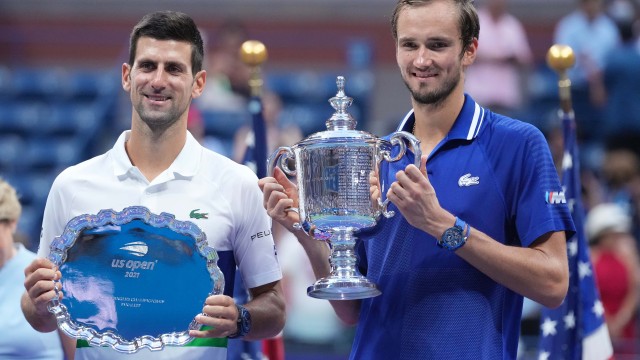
[[38, 130, 281, 360]]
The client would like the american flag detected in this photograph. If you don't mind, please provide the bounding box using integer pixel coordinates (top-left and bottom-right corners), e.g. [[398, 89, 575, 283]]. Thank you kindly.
[[537, 111, 613, 360]]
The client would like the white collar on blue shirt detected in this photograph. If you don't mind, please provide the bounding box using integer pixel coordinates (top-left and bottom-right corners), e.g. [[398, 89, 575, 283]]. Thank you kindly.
[[396, 95, 486, 141]]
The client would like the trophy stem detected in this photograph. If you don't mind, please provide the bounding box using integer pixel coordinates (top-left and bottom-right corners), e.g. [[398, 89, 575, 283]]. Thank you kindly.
[[307, 228, 381, 300]]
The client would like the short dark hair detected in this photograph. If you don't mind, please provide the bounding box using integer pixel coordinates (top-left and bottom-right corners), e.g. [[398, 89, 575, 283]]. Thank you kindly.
[[391, 0, 480, 52], [128, 11, 205, 74]]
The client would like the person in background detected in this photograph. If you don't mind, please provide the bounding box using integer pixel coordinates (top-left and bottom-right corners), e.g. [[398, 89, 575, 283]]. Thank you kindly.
[[586, 202, 640, 357], [0, 178, 68, 359], [553, 0, 620, 156], [464, 0, 533, 118], [231, 91, 302, 165], [20, 11, 285, 360], [602, 0, 640, 138], [196, 19, 251, 113], [260, 1, 573, 358]]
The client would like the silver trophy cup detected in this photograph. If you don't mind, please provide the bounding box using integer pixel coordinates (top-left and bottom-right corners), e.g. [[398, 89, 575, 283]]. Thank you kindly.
[[269, 76, 421, 300]]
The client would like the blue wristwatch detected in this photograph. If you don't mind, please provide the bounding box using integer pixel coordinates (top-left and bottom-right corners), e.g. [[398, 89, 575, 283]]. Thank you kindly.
[[438, 217, 470, 251], [228, 304, 251, 339]]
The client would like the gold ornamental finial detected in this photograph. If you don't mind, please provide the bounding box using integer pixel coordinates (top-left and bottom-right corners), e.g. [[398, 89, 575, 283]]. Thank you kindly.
[[546, 45, 575, 74], [240, 40, 268, 97], [240, 40, 268, 67], [546, 44, 575, 114]]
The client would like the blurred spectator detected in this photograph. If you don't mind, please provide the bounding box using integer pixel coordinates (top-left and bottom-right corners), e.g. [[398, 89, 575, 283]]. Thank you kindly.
[[194, 20, 254, 159], [0, 178, 67, 359], [465, 0, 533, 118], [602, 1, 640, 138], [197, 19, 251, 112], [601, 138, 640, 214], [553, 0, 620, 146], [580, 135, 640, 235], [231, 91, 302, 164], [586, 203, 640, 356], [187, 102, 231, 157]]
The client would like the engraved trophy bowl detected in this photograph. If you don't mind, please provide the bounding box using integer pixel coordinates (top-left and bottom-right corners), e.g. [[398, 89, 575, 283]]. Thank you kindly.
[[268, 76, 421, 300]]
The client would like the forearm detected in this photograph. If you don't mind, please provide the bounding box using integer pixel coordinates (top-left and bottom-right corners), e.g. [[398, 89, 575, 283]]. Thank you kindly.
[[244, 282, 286, 340], [296, 230, 332, 280], [455, 229, 569, 308], [21, 291, 58, 332]]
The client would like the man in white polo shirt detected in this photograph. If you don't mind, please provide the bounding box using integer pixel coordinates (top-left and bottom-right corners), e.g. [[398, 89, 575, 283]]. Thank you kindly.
[[20, 11, 285, 360]]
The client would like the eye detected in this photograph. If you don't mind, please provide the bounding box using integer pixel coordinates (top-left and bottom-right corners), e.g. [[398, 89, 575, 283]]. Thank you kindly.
[[167, 64, 183, 74], [429, 41, 450, 51], [401, 41, 418, 50], [138, 62, 155, 71]]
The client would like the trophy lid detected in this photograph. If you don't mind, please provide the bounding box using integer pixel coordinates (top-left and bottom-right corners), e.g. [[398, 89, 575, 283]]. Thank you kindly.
[[326, 76, 356, 131], [295, 75, 383, 147]]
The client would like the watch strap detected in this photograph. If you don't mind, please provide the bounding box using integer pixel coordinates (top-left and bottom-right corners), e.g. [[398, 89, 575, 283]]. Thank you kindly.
[[438, 216, 470, 251], [228, 304, 251, 339]]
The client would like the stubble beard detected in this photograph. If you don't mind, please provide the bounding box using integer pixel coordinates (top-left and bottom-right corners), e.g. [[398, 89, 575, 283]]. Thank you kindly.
[[134, 100, 185, 133], [404, 70, 460, 108]]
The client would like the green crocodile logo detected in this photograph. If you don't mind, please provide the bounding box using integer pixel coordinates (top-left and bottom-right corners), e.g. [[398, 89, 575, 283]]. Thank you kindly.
[[189, 209, 208, 219]]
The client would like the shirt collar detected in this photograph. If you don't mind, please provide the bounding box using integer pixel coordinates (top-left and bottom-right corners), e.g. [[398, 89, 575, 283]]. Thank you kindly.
[[111, 130, 201, 178], [396, 94, 486, 141]]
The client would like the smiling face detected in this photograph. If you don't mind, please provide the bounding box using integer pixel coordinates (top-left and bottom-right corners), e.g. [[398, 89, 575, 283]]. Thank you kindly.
[[122, 36, 206, 132], [395, 1, 476, 107]]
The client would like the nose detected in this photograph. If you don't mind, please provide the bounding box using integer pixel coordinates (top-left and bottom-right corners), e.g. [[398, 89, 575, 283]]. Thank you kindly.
[[150, 68, 167, 90], [414, 47, 431, 68]]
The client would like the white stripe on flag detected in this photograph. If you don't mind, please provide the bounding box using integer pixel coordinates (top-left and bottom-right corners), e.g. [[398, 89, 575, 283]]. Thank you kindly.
[[582, 323, 613, 360]]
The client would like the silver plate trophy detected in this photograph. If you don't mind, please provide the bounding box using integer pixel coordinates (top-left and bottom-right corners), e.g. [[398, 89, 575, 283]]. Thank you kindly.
[[47, 206, 224, 353], [269, 76, 421, 300]]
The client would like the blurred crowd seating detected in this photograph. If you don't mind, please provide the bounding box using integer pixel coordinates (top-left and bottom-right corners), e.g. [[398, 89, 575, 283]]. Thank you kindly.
[[0, 66, 119, 247]]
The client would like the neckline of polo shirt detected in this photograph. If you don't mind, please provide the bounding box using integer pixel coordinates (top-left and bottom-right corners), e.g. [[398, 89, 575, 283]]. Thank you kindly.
[[111, 130, 201, 178], [395, 94, 485, 142]]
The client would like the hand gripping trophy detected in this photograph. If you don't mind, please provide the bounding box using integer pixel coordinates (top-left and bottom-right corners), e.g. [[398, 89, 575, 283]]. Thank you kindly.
[[269, 76, 421, 300]]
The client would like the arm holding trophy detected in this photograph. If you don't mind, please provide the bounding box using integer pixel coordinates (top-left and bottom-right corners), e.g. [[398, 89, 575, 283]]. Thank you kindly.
[[259, 166, 362, 325], [260, 76, 421, 325]]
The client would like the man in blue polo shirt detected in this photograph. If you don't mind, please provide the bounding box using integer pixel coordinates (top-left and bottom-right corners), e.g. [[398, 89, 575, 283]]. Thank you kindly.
[[259, 0, 575, 359]]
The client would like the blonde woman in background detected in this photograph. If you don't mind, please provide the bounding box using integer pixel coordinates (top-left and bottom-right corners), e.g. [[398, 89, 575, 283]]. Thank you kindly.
[[0, 178, 69, 359]]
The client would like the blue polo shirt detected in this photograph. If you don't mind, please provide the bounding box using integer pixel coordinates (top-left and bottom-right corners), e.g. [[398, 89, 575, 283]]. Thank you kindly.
[[353, 95, 575, 360]]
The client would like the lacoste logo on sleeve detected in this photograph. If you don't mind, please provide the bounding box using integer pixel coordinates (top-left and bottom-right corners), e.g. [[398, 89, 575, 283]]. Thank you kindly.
[[189, 209, 209, 219], [458, 173, 480, 187]]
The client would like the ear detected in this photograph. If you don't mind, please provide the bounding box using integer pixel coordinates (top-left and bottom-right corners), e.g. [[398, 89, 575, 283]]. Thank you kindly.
[[191, 70, 207, 99], [8, 219, 18, 234], [462, 38, 478, 67], [122, 63, 132, 92]]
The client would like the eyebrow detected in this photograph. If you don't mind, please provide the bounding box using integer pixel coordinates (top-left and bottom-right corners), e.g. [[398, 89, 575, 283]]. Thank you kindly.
[[398, 35, 456, 43], [136, 58, 188, 69]]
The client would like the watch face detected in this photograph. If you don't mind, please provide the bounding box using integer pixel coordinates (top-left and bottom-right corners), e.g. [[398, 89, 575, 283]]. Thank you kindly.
[[442, 227, 464, 250]]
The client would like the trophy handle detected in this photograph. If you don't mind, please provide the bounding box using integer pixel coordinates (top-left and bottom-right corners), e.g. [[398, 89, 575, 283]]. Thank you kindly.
[[378, 131, 422, 218], [267, 146, 296, 177]]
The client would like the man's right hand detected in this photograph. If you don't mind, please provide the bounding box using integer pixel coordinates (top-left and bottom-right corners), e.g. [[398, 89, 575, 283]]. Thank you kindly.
[[258, 167, 302, 234], [22, 257, 62, 332]]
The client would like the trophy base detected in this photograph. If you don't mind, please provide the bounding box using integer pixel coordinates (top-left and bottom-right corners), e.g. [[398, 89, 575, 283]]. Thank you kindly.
[[307, 276, 381, 300]]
